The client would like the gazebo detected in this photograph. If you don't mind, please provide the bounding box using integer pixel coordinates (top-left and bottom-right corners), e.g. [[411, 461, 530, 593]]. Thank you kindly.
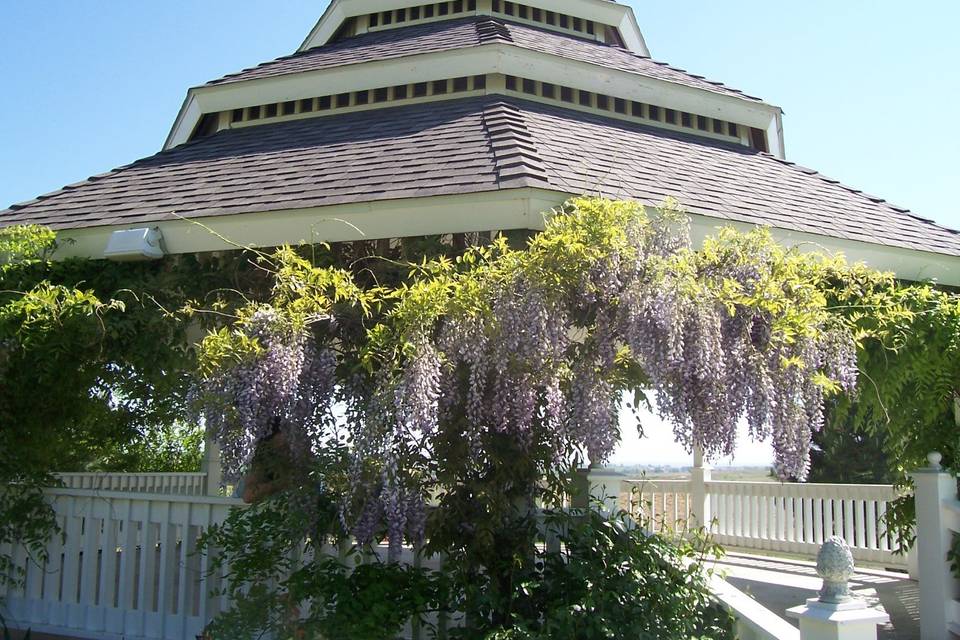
[[2, 1, 956, 638]]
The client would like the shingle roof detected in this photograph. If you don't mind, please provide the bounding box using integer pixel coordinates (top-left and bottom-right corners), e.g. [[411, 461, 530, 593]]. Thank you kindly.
[[3, 97, 956, 257], [517, 101, 960, 255], [207, 17, 762, 102], [0, 100, 512, 229]]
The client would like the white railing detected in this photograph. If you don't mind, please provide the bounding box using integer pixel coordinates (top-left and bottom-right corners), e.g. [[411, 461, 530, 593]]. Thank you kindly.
[[619, 476, 906, 568], [54, 473, 209, 496], [708, 481, 903, 565], [1, 485, 802, 640], [625, 479, 693, 532], [710, 574, 799, 640], [0, 488, 241, 640]]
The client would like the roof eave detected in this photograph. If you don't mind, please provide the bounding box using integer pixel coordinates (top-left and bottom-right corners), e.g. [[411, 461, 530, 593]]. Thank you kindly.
[[34, 186, 960, 287], [164, 90, 200, 150]]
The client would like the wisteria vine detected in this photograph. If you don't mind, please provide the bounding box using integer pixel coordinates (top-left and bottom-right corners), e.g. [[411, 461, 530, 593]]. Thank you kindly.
[[195, 308, 339, 481], [197, 197, 864, 551]]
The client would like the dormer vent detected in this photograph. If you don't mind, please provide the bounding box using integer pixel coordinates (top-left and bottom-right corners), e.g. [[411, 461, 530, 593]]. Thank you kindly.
[[491, 1, 621, 43], [368, 1, 477, 30], [360, 0, 621, 45]]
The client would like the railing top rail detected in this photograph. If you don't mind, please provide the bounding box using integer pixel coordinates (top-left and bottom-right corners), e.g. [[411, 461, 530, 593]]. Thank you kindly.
[[44, 486, 243, 507], [705, 480, 899, 491], [54, 471, 207, 477], [620, 479, 693, 493]]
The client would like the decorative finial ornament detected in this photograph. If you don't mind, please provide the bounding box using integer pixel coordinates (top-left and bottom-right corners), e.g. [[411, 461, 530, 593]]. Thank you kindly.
[[816, 536, 856, 604], [928, 451, 944, 470]]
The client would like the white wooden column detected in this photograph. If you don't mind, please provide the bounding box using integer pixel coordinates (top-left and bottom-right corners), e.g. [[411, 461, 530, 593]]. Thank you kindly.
[[912, 452, 958, 640], [188, 321, 224, 496], [690, 446, 712, 529], [201, 439, 223, 496]]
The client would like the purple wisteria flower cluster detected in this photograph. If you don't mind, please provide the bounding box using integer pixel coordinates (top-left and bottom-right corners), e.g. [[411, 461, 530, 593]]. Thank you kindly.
[[199, 199, 862, 551], [197, 308, 338, 481]]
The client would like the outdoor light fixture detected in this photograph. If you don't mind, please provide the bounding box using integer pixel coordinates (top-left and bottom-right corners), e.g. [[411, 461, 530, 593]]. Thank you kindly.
[[104, 227, 166, 261]]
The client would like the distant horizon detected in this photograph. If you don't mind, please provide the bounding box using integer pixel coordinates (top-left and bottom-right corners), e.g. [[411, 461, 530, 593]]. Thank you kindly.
[[603, 461, 772, 470]]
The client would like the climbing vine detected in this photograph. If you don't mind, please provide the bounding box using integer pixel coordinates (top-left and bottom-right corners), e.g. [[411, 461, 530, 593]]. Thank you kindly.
[[194, 197, 884, 636]]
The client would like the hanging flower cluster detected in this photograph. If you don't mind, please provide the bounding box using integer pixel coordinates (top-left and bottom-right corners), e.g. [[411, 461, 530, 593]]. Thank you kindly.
[[198, 197, 865, 550], [195, 307, 338, 481], [369, 198, 861, 527]]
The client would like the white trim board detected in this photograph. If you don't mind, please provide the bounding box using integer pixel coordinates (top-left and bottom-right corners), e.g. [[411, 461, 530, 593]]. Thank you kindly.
[[298, 0, 649, 55], [53, 188, 960, 287]]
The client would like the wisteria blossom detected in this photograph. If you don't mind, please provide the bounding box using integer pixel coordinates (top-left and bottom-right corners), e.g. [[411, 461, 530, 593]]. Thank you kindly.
[[199, 197, 863, 550], [196, 308, 338, 481]]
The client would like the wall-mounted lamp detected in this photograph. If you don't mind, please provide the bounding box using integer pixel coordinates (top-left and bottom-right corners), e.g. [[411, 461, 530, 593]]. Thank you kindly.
[[104, 227, 166, 261]]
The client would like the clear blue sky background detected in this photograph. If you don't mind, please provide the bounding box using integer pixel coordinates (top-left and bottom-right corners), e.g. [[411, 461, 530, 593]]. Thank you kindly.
[[2, 1, 957, 465]]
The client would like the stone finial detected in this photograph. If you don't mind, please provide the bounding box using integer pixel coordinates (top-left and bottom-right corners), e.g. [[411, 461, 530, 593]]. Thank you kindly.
[[816, 536, 856, 604], [928, 451, 943, 470]]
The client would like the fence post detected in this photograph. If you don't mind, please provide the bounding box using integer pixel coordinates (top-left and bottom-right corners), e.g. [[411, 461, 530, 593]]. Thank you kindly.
[[586, 469, 623, 513], [690, 446, 711, 529], [912, 451, 957, 640], [570, 469, 590, 509]]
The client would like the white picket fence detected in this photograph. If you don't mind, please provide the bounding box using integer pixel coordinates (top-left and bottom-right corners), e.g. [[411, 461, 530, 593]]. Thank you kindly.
[[618, 477, 906, 568], [55, 473, 208, 496], [0, 488, 239, 640], [1, 471, 904, 640]]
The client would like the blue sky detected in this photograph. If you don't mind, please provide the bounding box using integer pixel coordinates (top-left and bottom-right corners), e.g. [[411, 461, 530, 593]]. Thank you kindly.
[[2, 1, 957, 465]]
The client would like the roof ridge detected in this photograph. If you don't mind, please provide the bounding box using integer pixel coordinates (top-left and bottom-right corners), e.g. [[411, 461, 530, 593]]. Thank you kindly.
[[480, 101, 551, 189], [475, 16, 514, 44]]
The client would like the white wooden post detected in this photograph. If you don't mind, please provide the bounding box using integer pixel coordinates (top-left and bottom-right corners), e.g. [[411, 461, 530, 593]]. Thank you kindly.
[[912, 452, 957, 640], [690, 446, 712, 529], [587, 469, 623, 513], [201, 438, 223, 496], [789, 604, 890, 640]]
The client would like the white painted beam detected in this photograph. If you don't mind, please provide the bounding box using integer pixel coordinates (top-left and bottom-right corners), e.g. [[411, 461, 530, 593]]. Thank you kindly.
[[51, 187, 960, 287]]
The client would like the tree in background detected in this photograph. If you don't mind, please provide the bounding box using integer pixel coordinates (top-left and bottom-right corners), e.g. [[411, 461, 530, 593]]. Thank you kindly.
[[807, 409, 893, 485], [830, 285, 960, 542], [0, 224, 241, 589]]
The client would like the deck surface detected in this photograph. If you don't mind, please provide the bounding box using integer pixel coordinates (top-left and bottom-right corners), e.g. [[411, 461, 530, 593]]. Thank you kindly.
[[716, 551, 919, 639]]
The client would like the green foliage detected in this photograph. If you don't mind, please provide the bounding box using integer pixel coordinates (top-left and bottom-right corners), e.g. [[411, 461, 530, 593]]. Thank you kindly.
[[0, 224, 55, 266], [0, 223, 276, 474], [200, 491, 444, 640], [0, 466, 59, 593], [201, 493, 732, 640], [829, 285, 960, 543], [948, 532, 960, 580], [808, 414, 893, 485], [0, 224, 241, 589], [457, 507, 734, 640]]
